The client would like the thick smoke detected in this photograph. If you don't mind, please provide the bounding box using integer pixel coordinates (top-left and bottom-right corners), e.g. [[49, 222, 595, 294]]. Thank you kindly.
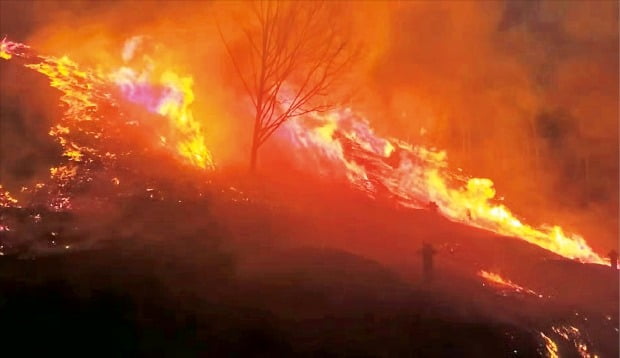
[[0, 0, 617, 251], [360, 1, 618, 252]]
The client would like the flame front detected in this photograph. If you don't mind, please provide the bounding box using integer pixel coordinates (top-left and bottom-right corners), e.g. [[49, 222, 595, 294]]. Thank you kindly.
[[1, 37, 213, 172], [478, 270, 540, 297], [0, 37, 607, 264], [281, 109, 606, 264], [0, 185, 20, 208]]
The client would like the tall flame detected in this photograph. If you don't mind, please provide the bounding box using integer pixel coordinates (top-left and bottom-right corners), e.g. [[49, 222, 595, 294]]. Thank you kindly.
[[281, 109, 606, 264], [110, 36, 212, 169], [1, 37, 213, 171]]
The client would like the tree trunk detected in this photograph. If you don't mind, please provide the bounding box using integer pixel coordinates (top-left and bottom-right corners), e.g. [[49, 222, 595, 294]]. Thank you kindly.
[[249, 139, 259, 173], [249, 113, 261, 173]]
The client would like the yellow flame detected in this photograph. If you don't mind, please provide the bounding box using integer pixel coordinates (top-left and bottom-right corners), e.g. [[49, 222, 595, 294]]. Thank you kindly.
[[284, 110, 605, 264], [427, 169, 605, 264], [540, 332, 559, 358], [3, 37, 213, 171], [0, 38, 13, 59], [110, 67, 213, 169], [157, 71, 212, 169]]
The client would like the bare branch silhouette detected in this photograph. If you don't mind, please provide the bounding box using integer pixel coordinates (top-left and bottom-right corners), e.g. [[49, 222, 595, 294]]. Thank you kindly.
[[218, 0, 358, 171]]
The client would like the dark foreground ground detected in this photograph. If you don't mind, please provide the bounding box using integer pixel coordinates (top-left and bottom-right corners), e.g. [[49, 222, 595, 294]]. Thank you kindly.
[[0, 241, 543, 357], [1, 242, 617, 357], [0, 170, 617, 357]]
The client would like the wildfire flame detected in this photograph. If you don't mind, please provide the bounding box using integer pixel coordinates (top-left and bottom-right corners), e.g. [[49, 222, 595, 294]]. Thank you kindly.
[[0, 37, 607, 265], [281, 109, 606, 264], [540, 332, 559, 358], [551, 325, 599, 358], [478, 270, 541, 297], [1, 36, 213, 172], [110, 36, 211, 169]]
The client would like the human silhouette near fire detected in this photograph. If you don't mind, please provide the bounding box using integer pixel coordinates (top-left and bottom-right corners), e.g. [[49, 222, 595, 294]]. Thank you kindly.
[[419, 242, 438, 283]]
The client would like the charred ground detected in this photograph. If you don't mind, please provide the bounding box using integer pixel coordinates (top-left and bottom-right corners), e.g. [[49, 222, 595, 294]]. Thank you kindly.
[[0, 170, 617, 356]]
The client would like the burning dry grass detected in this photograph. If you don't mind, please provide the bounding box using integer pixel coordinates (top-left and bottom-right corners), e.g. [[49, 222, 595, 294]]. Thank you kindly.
[[478, 270, 542, 298], [0, 3, 617, 356], [0, 36, 609, 265]]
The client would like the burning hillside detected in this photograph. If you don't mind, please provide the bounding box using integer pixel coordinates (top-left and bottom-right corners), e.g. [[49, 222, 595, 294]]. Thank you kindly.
[[0, 1, 617, 356], [0, 37, 610, 265], [280, 111, 607, 264]]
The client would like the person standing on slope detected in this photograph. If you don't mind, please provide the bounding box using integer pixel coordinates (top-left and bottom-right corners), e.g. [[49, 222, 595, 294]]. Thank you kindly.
[[419, 242, 438, 283]]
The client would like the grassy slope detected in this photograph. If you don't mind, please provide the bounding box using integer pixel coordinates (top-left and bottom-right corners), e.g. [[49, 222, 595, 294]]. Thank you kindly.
[[0, 174, 617, 356]]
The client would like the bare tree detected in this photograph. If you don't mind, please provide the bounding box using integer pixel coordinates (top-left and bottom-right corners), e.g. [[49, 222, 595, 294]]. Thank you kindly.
[[218, 1, 357, 171]]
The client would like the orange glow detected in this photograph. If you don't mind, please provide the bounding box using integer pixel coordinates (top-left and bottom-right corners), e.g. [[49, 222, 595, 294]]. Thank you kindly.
[[282, 109, 606, 264]]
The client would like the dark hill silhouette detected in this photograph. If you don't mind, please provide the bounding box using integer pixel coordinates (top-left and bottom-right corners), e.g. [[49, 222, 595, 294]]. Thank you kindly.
[[1, 159, 617, 357]]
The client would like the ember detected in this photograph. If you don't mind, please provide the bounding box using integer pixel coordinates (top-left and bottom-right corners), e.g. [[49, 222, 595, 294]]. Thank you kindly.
[[551, 325, 599, 358], [540, 332, 559, 358], [0, 185, 19, 208]]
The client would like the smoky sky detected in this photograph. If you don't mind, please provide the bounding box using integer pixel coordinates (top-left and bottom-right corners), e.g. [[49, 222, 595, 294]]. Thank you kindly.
[[364, 0, 618, 251], [0, 0, 617, 251]]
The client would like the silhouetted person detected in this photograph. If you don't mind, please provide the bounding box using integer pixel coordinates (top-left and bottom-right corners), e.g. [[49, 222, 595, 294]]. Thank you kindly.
[[419, 243, 437, 283], [608, 250, 618, 270]]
